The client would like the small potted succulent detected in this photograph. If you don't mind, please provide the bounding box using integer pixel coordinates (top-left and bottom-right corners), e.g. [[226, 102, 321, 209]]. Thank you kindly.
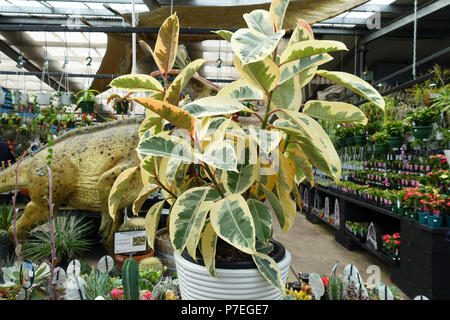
[[405, 107, 440, 139], [75, 89, 99, 114], [371, 131, 389, 155]]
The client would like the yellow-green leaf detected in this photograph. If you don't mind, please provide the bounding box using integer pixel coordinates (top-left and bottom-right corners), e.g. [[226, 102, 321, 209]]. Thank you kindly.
[[286, 148, 314, 186], [279, 53, 332, 85], [154, 13, 179, 75], [213, 30, 233, 42], [271, 75, 302, 112], [137, 132, 194, 162], [280, 40, 347, 66], [303, 100, 368, 125], [164, 59, 206, 106], [260, 183, 285, 230], [252, 253, 285, 295], [210, 194, 256, 255], [144, 200, 165, 250], [132, 184, 159, 215], [247, 199, 272, 242], [133, 97, 195, 135], [269, 0, 290, 32], [316, 70, 385, 110], [199, 220, 218, 278], [288, 18, 314, 47], [182, 96, 247, 118], [221, 163, 259, 195], [185, 201, 213, 261], [217, 78, 264, 101], [109, 74, 163, 92], [108, 166, 138, 219], [234, 56, 279, 95]]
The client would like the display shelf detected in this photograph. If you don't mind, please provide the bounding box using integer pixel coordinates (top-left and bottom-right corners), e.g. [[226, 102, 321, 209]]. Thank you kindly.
[[311, 208, 339, 231]]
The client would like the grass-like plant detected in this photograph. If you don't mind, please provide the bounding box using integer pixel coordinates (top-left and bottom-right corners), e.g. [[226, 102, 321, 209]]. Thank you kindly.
[[21, 213, 94, 264], [0, 203, 15, 231]]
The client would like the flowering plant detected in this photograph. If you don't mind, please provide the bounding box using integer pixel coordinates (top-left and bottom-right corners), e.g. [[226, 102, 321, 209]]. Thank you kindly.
[[370, 131, 389, 145], [107, 288, 124, 300], [427, 154, 448, 170], [382, 233, 401, 255]]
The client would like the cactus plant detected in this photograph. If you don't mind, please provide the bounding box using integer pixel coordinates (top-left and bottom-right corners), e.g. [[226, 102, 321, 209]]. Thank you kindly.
[[327, 276, 344, 300], [118, 217, 145, 231], [139, 257, 163, 273], [122, 258, 140, 300]]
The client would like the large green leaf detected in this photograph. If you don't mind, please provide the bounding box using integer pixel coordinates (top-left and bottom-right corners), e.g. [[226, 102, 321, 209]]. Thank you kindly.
[[196, 140, 238, 172], [154, 13, 179, 76], [132, 184, 159, 215], [303, 100, 368, 125], [248, 125, 281, 155], [243, 9, 274, 36], [247, 199, 272, 242], [108, 166, 138, 219], [221, 163, 259, 195], [199, 220, 218, 278], [269, 0, 290, 32], [259, 183, 285, 230], [231, 28, 285, 65], [299, 65, 318, 88], [210, 194, 256, 255], [252, 253, 285, 295], [170, 187, 221, 254], [217, 78, 264, 101], [144, 200, 165, 250], [274, 111, 341, 180], [137, 132, 194, 162], [234, 56, 280, 95], [109, 74, 163, 92], [316, 70, 385, 110], [280, 40, 347, 66], [164, 59, 206, 106], [182, 96, 247, 118], [279, 53, 332, 85], [133, 97, 195, 135]]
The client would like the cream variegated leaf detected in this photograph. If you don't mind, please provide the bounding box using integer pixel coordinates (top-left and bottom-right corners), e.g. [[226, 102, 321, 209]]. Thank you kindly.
[[300, 65, 318, 88], [231, 28, 285, 65], [248, 125, 282, 155], [259, 183, 285, 230], [217, 78, 264, 101], [164, 59, 206, 106], [154, 13, 179, 76], [269, 0, 290, 32], [234, 56, 280, 94], [196, 140, 238, 172], [185, 201, 213, 261], [303, 100, 368, 125], [109, 74, 164, 92], [182, 96, 247, 118], [316, 70, 385, 110], [199, 220, 218, 278], [137, 132, 194, 163], [108, 166, 139, 219], [243, 9, 274, 36], [144, 200, 165, 250], [221, 163, 259, 195], [252, 253, 285, 295], [285, 148, 314, 186], [210, 194, 256, 255], [279, 53, 332, 85], [170, 187, 221, 254], [271, 75, 302, 113], [280, 40, 347, 66], [247, 199, 272, 242], [288, 18, 314, 47], [213, 30, 233, 42], [132, 184, 159, 215]]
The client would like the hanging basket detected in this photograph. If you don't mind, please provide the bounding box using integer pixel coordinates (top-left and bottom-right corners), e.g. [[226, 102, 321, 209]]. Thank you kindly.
[[57, 92, 72, 105], [374, 144, 389, 155], [0, 92, 5, 105], [354, 135, 366, 146], [12, 92, 27, 105], [387, 136, 404, 149], [77, 100, 95, 114], [115, 101, 129, 115], [35, 92, 52, 105], [412, 126, 433, 140]]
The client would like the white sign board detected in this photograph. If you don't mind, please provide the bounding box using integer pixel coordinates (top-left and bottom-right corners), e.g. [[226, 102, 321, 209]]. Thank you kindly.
[[114, 230, 147, 255], [334, 199, 340, 227]]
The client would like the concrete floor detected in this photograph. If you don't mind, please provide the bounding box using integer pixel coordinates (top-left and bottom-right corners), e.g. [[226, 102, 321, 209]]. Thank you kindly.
[[272, 211, 409, 299]]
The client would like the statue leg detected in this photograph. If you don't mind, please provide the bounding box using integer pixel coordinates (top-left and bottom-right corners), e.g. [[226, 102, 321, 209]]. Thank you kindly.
[[8, 200, 50, 239]]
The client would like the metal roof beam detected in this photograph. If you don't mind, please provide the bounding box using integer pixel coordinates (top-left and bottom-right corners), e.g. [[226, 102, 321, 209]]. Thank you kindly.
[[0, 5, 116, 17], [360, 0, 450, 45]]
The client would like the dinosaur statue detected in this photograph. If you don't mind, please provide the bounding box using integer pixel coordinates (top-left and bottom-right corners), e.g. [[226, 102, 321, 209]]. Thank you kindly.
[[0, 118, 143, 253]]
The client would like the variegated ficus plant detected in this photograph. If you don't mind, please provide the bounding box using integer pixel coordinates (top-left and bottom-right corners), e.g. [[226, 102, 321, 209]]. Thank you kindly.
[[108, 0, 385, 294]]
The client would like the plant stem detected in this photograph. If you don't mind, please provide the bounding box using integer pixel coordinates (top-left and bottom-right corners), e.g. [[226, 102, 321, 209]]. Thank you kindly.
[[204, 164, 225, 198], [44, 164, 57, 300], [261, 94, 272, 129]]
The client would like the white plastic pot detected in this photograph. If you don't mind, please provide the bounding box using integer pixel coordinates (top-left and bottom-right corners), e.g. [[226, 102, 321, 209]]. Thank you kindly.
[[0, 92, 5, 105], [174, 243, 291, 300], [57, 92, 72, 105], [35, 92, 52, 105], [12, 92, 27, 105]]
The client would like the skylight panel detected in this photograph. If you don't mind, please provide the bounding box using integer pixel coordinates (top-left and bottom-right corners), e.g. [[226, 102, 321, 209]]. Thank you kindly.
[[26, 31, 61, 43], [47, 1, 87, 9], [367, 0, 396, 5]]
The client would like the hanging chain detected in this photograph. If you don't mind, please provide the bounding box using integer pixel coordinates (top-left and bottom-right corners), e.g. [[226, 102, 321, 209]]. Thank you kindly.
[[413, 0, 417, 80]]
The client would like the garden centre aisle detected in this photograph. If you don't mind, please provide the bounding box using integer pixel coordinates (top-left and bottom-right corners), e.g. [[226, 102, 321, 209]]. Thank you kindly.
[[272, 211, 409, 299]]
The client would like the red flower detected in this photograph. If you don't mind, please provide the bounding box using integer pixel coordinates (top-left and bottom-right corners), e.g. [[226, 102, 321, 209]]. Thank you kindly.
[[321, 277, 329, 287], [393, 233, 400, 239], [394, 240, 401, 245]]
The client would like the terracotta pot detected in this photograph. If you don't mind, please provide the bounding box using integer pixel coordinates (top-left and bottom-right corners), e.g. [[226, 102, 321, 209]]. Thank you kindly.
[[114, 249, 155, 271], [155, 227, 176, 275]]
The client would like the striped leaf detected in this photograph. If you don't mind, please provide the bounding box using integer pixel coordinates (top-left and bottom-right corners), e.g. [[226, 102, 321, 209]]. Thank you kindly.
[[108, 166, 139, 219], [196, 140, 237, 172], [185, 201, 213, 261], [170, 187, 221, 254], [243, 9, 274, 36], [260, 183, 285, 230], [248, 125, 281, 155], [154, 13, 179, 76], [199, 220, 218, 278], [269, 0, 290, 32], [316, 70, 385, 110], [164, 59, 206, 106], [288, 19, 314, 47], [221, 163, 259, 195], [109, 74, 163, 92], [234, 56, 280, 94], [231, 28, 285, 65], [303, 100, 368, 125], [213, 30, 233, 42], [210, 194, 256, 255], [132, 184, 159, 215], [252, 253, 285, 294], [137, 132, 194, 162], [279, 53, 332, 85], [247, 199, 273, 242], [182, 96, 247, 118], [133, 97, 195, 135], [280, 40, 347, 66], [144, 200, 165, 250], [217, 78, 264, 101]]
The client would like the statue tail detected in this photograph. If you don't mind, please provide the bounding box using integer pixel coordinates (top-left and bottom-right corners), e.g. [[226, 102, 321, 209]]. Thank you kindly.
[[0, 161, 28, 194]]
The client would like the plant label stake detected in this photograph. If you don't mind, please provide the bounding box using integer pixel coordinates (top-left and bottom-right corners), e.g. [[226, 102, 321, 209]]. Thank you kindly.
[[19, 260, 35, 300]]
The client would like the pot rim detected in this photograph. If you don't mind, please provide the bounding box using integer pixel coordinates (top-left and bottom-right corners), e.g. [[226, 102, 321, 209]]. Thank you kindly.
[[181, 239, 286, 269]]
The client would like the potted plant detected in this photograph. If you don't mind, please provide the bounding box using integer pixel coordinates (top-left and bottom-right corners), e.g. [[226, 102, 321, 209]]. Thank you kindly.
[[12, 90, 27, 106], [63, 113, 77, 128], [35, 91, 52, 105], [107, 93, 132, 115], [384, 121, 408, 149], [405, 107, 440, 139], [1, 113, 8, 124], [353, 124, 366, 146], [381, 233, 400, 262], [0, 91, 6, 105], [11, 113, 21, 126], [54, 91, 72, 106], [108, 2, 383, 300], [75, 89, 99, 114], [371, 131, 389, 155], [343, 126, 355, 147]]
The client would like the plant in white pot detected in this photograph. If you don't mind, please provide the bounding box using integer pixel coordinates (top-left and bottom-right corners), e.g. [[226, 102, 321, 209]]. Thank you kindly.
[[35, 91, 53, 105], [12, 90, 27, 106], [108, 0, 384, 300]]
